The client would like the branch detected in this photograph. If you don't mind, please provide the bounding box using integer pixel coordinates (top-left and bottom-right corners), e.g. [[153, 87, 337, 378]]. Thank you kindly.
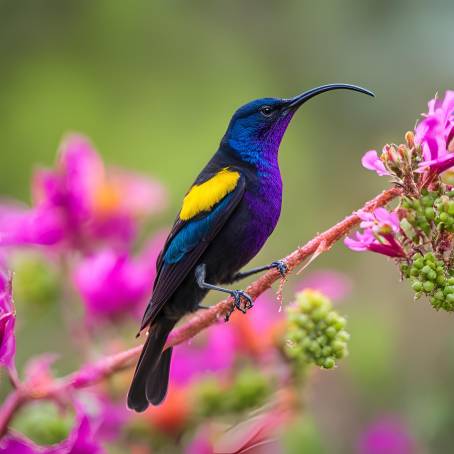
[[165, 186, 401, 347], [0, 186, 401, 437]]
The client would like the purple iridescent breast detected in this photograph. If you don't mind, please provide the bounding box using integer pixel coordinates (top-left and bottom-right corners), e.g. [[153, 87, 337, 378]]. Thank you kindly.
[[243, 169, 282, 258]]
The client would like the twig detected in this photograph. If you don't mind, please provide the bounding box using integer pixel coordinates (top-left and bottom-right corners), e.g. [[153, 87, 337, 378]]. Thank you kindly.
[[0, 186, 401, 437]]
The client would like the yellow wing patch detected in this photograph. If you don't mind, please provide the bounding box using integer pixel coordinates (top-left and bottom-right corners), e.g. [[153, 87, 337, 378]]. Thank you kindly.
[[180, 168, 240, 221]]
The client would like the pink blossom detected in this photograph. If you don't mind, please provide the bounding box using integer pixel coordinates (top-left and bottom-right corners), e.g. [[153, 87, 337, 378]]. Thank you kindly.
[[170, 320, 236, 386], [0, 263, 15, 371], [0, 203, 65, 247], [0, 134, 167, 251], [0, 402, 104, 454], [345, 208, 405, 258], [170, 293, 283, 386], [361, 150, 389, 176], [415, 91, 454, 174], [296, 270, 352, 301], [357, 416, 415, 454], [73, 234, 164, 322]]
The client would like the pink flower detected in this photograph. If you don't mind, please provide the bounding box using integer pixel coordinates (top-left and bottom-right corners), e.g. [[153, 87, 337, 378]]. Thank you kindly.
[[73, 234, 164, 322], [0, 202, 65, 247], [0, 263, 15, 371], [415, 91, 454, 174], [361, 150, 389, 176], [170, 321, 236, 386], [0, 402, 104, 454], [345, 208, 405, 258], [0, 134, 167, 251], [296, 270, 352, 301], [357, 416, 415, 454], [171, 292, 283, 386]]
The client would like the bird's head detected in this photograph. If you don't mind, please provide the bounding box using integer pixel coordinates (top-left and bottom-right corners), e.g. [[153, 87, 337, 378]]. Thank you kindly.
[[222, 84, 374, 167]]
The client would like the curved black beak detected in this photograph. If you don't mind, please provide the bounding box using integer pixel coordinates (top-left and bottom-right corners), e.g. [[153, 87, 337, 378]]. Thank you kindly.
[[285, 83, 374, 110]]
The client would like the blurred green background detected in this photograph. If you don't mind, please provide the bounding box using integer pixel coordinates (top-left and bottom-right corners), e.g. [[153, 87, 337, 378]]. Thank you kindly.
[[1, 1, 454, 452]]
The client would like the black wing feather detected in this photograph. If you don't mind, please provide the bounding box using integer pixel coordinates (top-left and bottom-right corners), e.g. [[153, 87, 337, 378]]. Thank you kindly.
[[139, 175, 245, 330]]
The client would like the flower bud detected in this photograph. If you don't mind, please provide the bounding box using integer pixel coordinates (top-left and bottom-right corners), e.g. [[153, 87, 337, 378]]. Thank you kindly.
[[405, 131, 415, 148], [284, 290, 350, 370]]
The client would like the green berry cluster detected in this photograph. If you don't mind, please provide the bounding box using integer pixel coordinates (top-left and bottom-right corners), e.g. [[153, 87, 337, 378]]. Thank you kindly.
[[196, 368, 271, 417], [284, 290, 350, 369], [433, 191, 454, 233], [402, 191, 439, 236], [403, 252, 454, 311], [402, 190, 454, 235]]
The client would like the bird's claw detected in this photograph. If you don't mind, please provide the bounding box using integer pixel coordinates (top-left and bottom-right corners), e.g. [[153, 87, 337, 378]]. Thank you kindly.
[[271, 260, 288, 278], [224, 290, 253, 322]]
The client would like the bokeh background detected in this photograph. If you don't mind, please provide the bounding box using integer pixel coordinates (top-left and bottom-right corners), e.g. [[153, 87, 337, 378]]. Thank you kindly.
[[1, 1, 454, 453]]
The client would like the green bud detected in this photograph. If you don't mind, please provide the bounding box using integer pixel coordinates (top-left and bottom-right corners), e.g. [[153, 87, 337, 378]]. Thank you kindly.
[[423, 281, 435, 292], [413, 258, 424, 269], [440, 212, 449, 223], [448, 201, 454, 215], [434, 289, 445, 300], [284, 290, 350, 370], [424, 207, 435, 220], [446, 294, 454, 305], [436, 275, 446, 286], [337, 330, 351, 342], [412, 281, 423, 292], [323, 358, 335, 369], [333, 317, 347, 331]]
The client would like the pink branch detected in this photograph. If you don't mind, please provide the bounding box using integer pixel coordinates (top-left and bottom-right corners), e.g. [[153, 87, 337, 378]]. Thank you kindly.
[[0, 186, 401, 438]]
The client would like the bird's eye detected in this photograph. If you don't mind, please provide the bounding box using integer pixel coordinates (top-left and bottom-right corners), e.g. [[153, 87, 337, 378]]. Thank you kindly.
[[260, 105, 273, 117]]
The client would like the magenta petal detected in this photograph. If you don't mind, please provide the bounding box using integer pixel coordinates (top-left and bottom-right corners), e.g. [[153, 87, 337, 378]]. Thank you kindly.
[[415, 91, 454, 170], [361, 150, 389, 176], [0, 205, 65, 247], [0, 433, 38, 454], [344, 236, 369, 251], [73, 249, 153, 322], [0, 402, 104, 454], [171, 320, 236, 385], [358, 416, 415, 454], [0, 267, 15, 371]]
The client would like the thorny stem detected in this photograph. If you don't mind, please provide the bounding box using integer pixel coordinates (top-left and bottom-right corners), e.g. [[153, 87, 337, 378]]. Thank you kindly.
[[0, 186, 401, 439]]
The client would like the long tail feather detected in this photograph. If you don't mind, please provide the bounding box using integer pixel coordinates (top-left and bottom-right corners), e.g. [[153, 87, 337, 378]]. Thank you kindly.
[[127, 318, 176, 412]]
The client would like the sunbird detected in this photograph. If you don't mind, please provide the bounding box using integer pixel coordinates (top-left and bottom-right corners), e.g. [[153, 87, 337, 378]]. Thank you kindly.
[[128, 84, 374, 411]]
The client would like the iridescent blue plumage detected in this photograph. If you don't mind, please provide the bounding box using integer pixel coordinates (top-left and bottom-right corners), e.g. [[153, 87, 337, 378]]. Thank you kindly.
[[163, 193, 233, 264], [128, 84, 374, 411]]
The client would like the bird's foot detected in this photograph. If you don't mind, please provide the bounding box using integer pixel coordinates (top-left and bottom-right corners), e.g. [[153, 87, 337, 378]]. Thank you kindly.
[[224, 290, 253, 322], [270, 260, 288, 278]]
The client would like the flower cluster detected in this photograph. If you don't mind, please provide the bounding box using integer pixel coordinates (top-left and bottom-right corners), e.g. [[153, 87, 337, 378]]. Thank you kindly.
[[346, 91, 454, 312], [362, 91, 454, 183], [0, 135, 166, 324], [284, 290, 350, 370], [402, 252, 454, 311], [0, 136, 168, 451]]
